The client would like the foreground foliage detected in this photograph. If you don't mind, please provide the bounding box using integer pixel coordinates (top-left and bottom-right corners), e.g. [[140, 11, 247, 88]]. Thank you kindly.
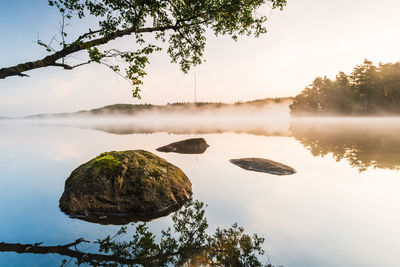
[[0, 0, 286, 97]]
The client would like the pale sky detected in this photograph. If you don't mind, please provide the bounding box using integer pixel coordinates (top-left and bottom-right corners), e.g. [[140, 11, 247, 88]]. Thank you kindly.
[[1, 0, 400, 116]]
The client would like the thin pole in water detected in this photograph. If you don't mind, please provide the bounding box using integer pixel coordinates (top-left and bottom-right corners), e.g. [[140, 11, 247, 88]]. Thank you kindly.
[[194, 72, 197, 103], [194, 71, 198, 145]]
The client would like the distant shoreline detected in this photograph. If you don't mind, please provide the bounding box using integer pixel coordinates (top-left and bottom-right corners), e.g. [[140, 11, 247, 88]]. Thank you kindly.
[[14, 97, 293, 119]]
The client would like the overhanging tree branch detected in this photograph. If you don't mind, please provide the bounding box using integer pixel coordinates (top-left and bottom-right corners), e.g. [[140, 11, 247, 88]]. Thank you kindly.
[[0, 0, 286, 98], [0, 25, 178, 79]]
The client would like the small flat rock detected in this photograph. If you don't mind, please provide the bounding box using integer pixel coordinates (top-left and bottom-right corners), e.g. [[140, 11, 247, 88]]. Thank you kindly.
[[156, 138, 209, 154], [230, 158, 296, 175]]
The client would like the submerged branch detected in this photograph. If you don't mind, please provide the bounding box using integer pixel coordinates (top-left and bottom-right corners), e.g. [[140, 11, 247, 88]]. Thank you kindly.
[[0, 199, 268, 266], [0, 239, 204, 265], [0, 239, 141, 265]]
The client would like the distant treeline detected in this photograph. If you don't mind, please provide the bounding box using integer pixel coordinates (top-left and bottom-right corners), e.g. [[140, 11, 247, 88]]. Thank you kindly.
[[81, 97, 292, 115], [22, 97, 292, 118], [290, 60, 400, 115]]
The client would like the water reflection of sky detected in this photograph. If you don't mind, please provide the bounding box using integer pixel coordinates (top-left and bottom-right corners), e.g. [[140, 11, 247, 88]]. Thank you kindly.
[[1, 120, 400, 266]]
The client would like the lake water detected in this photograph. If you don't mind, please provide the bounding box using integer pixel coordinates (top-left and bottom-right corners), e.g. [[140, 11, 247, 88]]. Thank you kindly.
[[1, 117, 400, 266]]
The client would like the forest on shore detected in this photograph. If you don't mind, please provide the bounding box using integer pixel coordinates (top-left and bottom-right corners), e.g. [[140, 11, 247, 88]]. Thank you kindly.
[[290, 60, 400, 115], [23, 97, 292, 118]]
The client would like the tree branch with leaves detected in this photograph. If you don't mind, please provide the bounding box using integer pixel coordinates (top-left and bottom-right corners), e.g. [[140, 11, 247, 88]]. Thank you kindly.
[[0, 0, 286, 97]]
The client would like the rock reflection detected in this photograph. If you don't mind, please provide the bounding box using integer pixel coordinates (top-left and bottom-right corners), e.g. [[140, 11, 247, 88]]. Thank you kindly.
[[65, 202, 187, 225], [0, 199, 272, 267]]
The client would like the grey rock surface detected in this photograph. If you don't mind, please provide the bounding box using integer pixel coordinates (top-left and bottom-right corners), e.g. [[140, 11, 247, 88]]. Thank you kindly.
[[230, 158, 296, 175], [156, 138, 209, 154], [59, 150, 192, 224]]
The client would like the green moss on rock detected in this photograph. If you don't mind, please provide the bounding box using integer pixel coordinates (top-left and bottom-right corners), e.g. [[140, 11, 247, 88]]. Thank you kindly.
[[89, 154, 122, 175], [59, 150, 192, 224]]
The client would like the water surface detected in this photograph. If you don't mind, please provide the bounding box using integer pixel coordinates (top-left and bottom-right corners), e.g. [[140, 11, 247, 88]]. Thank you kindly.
[[1, 118, 400, 266]]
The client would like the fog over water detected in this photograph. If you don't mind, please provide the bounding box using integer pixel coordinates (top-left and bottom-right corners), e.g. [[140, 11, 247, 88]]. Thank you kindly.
[[17, 101, 292, 135], [7, 101, 400, 172], [9, 102, 400, 172], [1, 103, 400, 266]]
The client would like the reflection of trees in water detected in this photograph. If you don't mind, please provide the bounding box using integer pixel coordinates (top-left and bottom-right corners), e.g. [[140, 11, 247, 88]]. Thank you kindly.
[[35, 118, 291, 137], [0, 199, 271, 267], [38, 119, 400, 172], [89, 124, 290, 137], [290, 120, 400, 171]]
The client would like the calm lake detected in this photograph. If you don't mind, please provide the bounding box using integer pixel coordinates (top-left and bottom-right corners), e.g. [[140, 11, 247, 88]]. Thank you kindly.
[[1, 117, 400, 266]]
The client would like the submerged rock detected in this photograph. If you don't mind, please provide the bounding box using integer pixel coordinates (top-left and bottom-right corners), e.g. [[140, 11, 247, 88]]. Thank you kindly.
[[59, 150, 192, 224], [230, 158, 296, 175], [156, 138, 209, 154]]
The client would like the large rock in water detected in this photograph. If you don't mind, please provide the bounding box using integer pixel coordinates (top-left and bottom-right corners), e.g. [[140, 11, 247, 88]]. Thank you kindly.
[[230, 158, 296, 175], [59, 150, 192, 224], [156, 138, 209, 154]]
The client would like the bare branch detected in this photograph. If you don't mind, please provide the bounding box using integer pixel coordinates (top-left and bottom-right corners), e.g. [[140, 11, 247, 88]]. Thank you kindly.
[[50, 63, 73, 69], [71, 61, 91, 69]]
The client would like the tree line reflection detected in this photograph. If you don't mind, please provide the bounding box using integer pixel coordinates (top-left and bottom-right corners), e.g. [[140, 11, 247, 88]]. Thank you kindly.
[[35, 119, 400, 172], [290, 119, 400, 172]]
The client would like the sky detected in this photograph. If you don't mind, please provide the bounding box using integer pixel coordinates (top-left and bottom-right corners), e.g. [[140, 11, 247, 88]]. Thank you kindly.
[[1, 0, 400, 116]]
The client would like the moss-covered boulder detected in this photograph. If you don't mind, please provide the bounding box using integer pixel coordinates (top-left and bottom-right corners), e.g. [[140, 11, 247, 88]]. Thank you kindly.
[[156, 138, 209, 154], [59, 150, 192, 224]]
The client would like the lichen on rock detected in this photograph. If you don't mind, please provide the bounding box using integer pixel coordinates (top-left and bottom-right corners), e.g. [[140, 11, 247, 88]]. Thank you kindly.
[[59, 150, 192, 224]]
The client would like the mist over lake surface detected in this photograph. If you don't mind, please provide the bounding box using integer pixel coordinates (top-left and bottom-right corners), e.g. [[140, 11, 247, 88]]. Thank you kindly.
[[1, 115, 400, 266]]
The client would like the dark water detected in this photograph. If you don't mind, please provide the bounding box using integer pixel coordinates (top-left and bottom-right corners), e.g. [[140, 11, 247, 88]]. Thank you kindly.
[[1, 117, 400, 266]]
